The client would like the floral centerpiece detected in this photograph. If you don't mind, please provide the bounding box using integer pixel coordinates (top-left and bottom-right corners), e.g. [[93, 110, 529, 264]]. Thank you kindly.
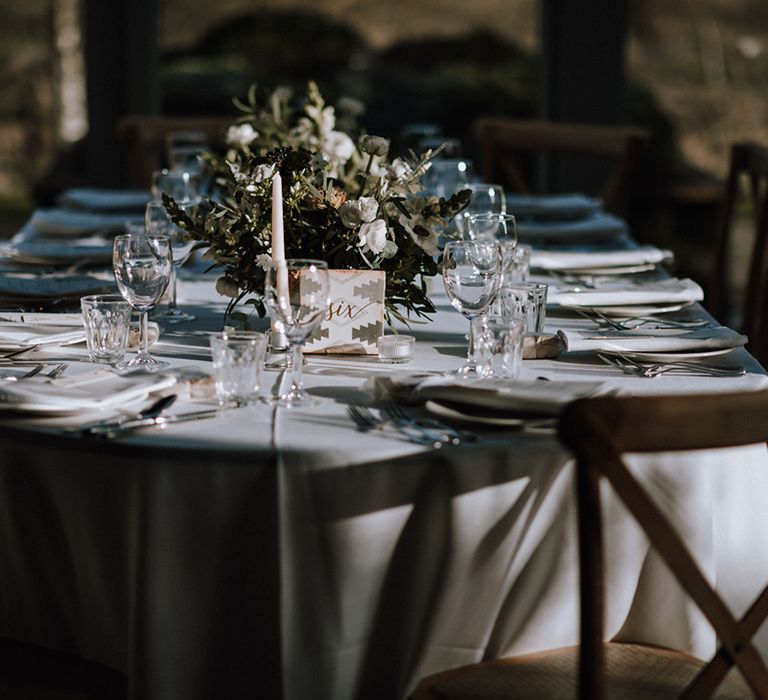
[[165, 82, 469, 326]]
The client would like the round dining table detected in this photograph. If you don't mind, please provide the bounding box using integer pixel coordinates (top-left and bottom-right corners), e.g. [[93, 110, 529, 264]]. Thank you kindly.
[[0, 267, 767, 700]]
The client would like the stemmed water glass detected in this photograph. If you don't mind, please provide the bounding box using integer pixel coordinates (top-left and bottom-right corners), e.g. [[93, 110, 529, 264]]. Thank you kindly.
[[145, 201, 196, 323], [466, 213, 518, 278], [264, 259, 330, 407], [112, 232, 172, 370], [442, 240, 502, 377], [455, 183, 506, 236]]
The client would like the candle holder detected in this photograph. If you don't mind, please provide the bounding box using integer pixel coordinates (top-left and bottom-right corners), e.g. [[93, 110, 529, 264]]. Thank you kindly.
[[265, 327, 290, 369]]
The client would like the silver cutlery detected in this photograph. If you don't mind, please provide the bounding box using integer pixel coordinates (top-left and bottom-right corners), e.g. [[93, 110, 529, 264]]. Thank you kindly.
[[45, 362, 69, 379], [85, 405, 226, 439], [78, 394, 178, 435], [347, 405, 444, 448], [597, 353, 746, 378], [382, 402, 475, 445], [0, 344, 41, 360]]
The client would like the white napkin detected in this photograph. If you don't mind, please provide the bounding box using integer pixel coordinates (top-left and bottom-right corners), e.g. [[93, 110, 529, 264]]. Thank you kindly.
[[58, 188, 150, 212], [557, 326, 747, 353], [0, 322, 86, 348], [549, 278, 704, 307], [30, 208, 141, 236], [0, 372, 177, 414], [365, 373, 606, 416], [531, 245, 670, 271]]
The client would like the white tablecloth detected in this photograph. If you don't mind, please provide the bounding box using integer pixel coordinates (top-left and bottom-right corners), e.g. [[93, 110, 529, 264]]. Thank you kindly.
[[0, 269, 767, 700]]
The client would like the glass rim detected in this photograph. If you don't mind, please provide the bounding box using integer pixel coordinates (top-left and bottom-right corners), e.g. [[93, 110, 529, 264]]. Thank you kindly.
[[80, 293, 132, 305], [467, 212, 516, 222], [210, 330, 268, 343], [113, 231, 170, 242]]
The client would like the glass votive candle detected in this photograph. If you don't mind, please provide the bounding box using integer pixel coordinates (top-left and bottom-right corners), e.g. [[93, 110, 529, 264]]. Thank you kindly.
[[475, 316, 525, 379], [498, 281, 548, 336], [209, 331, 268, 405], [377, 334, 415, 363]]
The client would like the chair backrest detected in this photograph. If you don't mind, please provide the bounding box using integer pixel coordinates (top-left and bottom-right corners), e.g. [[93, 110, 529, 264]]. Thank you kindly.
[[708, 141, 768, 364], [558, 390, 768, 700], [117, 115, 234, 188], [472, 117, 649, 216]]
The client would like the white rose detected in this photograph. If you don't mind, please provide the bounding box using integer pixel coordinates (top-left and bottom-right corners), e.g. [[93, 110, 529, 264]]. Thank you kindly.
[[357, 196, 378, 223], [322, 130, 356, 165], [357, 219, 388, 255], [226, 124, 258, 147]]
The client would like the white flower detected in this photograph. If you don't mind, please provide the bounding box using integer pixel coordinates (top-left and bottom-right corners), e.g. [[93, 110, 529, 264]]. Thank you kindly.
[[357, 219, 388, 255], [306, 104, 336, 134], [256, 253, 273, 271], [357, 196, 378, 222], [226, 124, 258, 147], [388, 157, 411, 180], [399, 213, 441, 256], [322, 130, 356, 167], [252, 163, 275, 183]]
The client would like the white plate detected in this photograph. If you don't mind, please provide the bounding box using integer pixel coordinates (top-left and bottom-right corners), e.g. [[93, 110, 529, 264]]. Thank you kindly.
[[600, 347, 737, 362], [425, 400, 526, 426], [564, 301, 695, 316]]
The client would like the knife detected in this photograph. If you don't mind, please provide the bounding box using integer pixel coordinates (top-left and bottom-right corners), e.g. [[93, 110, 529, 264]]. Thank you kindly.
[[86, 406, 227, 438]]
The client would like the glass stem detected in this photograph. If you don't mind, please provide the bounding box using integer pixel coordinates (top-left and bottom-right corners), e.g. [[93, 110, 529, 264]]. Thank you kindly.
[[467, 316, 481, 367], [138, 310, 149, 358], [168, 268, 178, 311], [289, 342, 304, 396]]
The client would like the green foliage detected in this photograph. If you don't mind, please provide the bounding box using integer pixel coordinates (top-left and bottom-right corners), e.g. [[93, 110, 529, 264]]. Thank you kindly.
[[165, 82, 469, 325]]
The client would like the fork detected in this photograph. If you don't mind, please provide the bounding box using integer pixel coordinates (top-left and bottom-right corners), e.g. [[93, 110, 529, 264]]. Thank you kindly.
[[347, 405, 444, 448], [383, 402, 471, 445], [598, 353, 746, 377], [45, 362, 69, 379]]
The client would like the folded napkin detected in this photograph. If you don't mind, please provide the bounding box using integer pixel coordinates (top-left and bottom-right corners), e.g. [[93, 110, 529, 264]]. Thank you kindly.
[[549, 278, 704, 307], [0, 322, 86, 349], [0, 372, 177, 414], [557, 326, 747, 354], [515, 211, 627, 243], [505, 193, 602, 221], [366, 373, 606, 416], [530, 245, 670, 271], [58, 188, 150, 213], [30, 208, 142, 236]]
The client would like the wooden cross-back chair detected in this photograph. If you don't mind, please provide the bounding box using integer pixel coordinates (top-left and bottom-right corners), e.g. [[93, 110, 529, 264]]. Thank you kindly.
[[707, 141, 768, 366], [117, 115, 233, 189], [472, 117, 649, 217], [412, 390, 768, 699]]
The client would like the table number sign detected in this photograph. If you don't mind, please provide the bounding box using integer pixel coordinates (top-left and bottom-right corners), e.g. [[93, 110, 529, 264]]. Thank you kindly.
[[304, 270, 385, 354]]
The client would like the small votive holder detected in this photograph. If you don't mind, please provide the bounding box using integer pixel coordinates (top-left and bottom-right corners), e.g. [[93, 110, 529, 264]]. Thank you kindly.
[[377, 334, 415, 363], [209, 331, 268, 405], [81, 294, 132, 365], [475, 316, 525, 379], [498, 281, 548, 336]]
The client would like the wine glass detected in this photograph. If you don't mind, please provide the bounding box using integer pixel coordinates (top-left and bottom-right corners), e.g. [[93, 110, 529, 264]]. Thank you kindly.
[[466, 213, 518, 279], [151, 168, 200, 206], [455, 183, 506, 236], [442, 240, 502, 377], [423, 158, 473, 199], [145, 201, 196, 323], [264, 259, 330, 407], [112, 232, 172, 370]]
